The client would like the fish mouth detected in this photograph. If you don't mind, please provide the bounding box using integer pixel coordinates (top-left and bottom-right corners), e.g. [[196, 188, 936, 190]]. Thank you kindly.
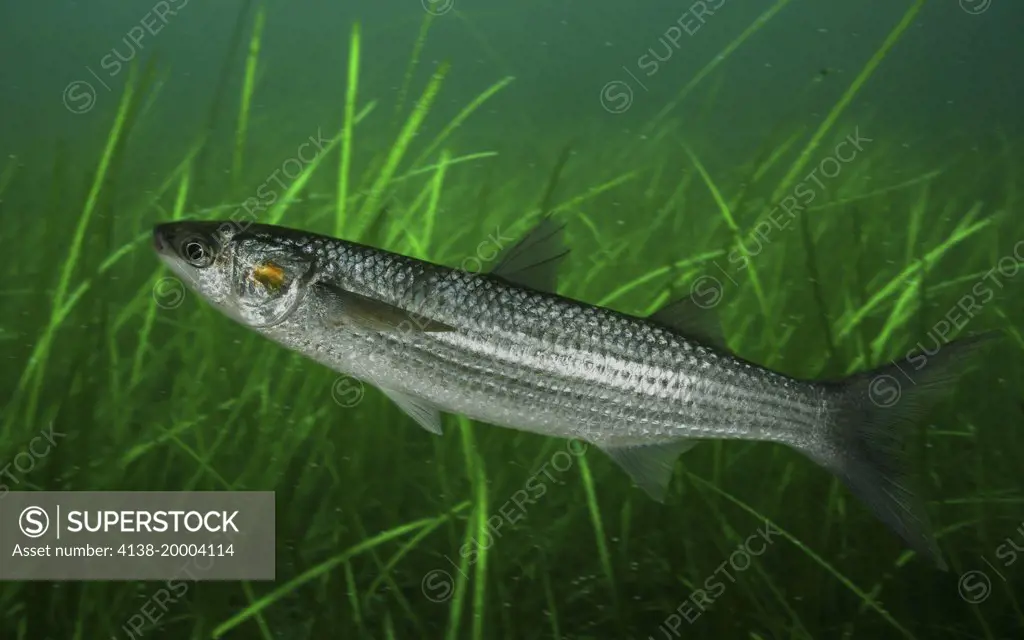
[[152, 224, 172, 255], [153, 222, 203, 259], [153, 224, 187, 275], [152, 221, 229, 289], [152, 221, 228, 262]]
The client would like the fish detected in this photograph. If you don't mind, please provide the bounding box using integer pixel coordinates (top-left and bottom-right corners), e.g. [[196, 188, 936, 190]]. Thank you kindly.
[[153, 218, 995, 569]]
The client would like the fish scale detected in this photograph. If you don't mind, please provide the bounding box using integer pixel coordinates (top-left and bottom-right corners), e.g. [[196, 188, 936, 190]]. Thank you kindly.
[[154, 219, 997, 569], [286, 235, 826, 446]]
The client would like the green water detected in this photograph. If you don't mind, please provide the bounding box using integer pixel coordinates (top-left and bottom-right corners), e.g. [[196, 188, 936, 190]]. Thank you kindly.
[[1, 1, 1023, 638]]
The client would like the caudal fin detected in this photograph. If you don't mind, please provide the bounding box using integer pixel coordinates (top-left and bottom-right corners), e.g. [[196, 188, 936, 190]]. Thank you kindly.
[[811, 332, 998, 570]]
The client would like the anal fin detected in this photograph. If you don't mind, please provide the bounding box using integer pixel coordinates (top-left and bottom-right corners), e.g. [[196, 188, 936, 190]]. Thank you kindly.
[[600, 439, 699, 501]]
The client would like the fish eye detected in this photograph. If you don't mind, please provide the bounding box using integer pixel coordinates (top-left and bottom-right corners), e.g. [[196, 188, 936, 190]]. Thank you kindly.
[[180, 236, 215, 268]]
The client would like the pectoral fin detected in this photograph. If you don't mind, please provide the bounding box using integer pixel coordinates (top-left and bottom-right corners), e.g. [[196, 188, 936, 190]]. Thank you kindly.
[[316, 282, 454, 333], [380, 387, 443, 435], [600, 439, 699, 501]]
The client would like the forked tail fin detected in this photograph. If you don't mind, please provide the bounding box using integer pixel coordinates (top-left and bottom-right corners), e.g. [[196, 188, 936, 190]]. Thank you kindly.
[[810, 333, 998, 570]]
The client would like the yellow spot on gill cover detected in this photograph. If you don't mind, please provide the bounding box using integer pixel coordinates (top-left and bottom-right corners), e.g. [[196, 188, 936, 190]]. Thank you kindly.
[[253, 261, 286, 291]]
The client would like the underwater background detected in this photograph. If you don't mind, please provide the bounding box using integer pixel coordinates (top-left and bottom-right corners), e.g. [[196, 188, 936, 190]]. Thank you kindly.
[[1, 0, 1023, 638]]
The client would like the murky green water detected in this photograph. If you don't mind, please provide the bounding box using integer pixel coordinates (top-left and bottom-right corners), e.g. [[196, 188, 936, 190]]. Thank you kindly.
[[1, 1, 1022, 638]]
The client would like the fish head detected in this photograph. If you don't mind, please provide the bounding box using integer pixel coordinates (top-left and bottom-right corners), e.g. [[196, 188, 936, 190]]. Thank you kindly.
[[153, 221, 317, 328]]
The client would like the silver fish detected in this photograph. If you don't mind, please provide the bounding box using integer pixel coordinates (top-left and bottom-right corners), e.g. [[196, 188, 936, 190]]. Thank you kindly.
[[154, 218, 994, 569]]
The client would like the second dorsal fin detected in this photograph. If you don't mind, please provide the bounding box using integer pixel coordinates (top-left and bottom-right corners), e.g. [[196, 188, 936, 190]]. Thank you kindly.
[[649, 295, 727, 350]]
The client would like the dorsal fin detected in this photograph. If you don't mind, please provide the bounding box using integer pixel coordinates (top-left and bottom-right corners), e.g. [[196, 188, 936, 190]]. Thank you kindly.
[[488, 216, 568, 293], [649, 295, 727, 350], [363, 204, 391, 247]]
